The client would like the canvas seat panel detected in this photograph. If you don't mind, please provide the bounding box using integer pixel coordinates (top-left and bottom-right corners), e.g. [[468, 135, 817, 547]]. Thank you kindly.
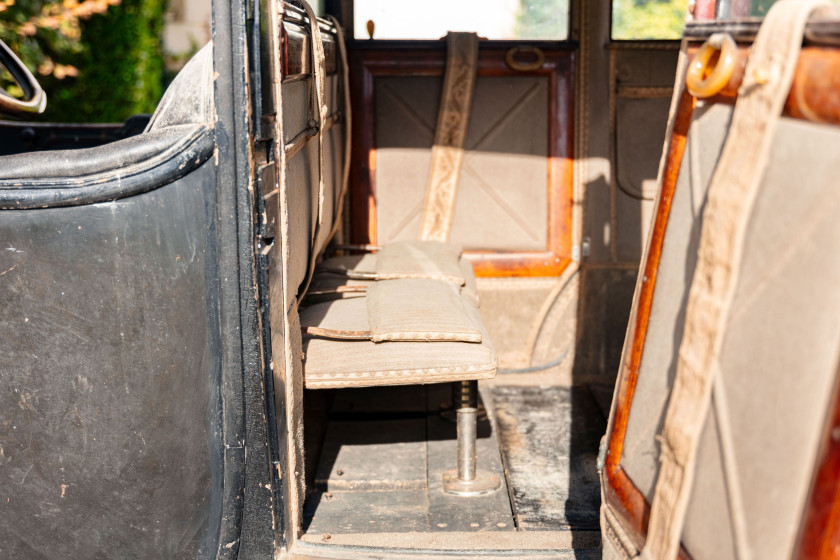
[[310, 254, 479, 305], [300, 290, 496, 389], [318, 240, 466, 284]]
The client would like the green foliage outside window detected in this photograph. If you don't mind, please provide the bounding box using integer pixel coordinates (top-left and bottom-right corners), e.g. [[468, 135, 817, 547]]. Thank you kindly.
[[515, 0, 569, 40], [0, 0, 167, 122], [612, 0, 687, 40], [749, 0, 777, 16]]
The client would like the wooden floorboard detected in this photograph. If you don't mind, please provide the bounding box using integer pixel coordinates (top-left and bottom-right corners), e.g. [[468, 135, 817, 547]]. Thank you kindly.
[[313, 418, 428, 492], [303, 383, 606, 542], [303, 383, 516, 534], [303, 490, 428, 533], [295, 531, 601, 559], [490, 385, 606, 531]]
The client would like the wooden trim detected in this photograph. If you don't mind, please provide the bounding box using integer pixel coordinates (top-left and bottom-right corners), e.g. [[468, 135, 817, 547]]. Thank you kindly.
[[349, 56, 376, 245], [605, 42, 840, 554], [795, 358, 840, 560], [347, 46, 575, 277], [692, 45, 840, 126], [603, 88, 696, 548], [347, 39, 580, 50]]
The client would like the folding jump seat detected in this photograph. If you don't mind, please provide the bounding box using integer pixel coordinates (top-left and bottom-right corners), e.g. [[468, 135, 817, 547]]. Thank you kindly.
[[285, 3, 499, 495]]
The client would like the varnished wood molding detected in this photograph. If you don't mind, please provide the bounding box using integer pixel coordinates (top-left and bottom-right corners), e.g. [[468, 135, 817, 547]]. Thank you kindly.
[[691, 45, 840, 126], [603, 88, 696, 551], [347, 46, 575, 278]]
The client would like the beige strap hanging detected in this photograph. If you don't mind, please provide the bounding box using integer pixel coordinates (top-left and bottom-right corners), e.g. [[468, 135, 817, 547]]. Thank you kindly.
[[326, 14, 352, 243], [641, 1, 832, 558], [299, 0, 328, 297], [418, 32, 479, 242]]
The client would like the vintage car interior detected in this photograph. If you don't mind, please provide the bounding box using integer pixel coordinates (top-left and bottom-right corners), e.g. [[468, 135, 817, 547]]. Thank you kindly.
[[1, 0, 839, 558]]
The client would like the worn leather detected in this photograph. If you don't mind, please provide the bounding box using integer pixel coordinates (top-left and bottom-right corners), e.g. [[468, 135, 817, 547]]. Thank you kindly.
[[0, 43, 214, 183], [0, 125, 201, 181]]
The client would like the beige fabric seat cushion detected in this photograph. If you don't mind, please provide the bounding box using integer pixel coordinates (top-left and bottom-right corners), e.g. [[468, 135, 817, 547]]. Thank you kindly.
[[318, 240, 465, 284], [310, 253, 479, 305], [300, 281, 496, 389], [366, 280, 481, 342]]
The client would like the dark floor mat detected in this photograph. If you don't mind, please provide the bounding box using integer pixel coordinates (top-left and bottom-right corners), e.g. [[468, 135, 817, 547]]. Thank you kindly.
[[491, 385, 606, 530]]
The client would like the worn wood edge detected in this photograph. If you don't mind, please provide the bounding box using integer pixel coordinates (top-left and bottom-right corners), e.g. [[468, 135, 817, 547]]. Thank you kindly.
[[294, 530, 601, 552], [602, 87, 696, 547], [794, 355, 840, 560], [348, 57, 374, 245], [469, 254, 572, 278], [310, 479, 427, 492]]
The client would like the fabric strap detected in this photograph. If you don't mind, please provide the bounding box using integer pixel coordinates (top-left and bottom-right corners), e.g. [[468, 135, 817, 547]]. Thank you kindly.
[[299, 0, 328, 297], [326, 14, 351, 244], [640, 2, 832, 558], [418, 32, 479, 242]]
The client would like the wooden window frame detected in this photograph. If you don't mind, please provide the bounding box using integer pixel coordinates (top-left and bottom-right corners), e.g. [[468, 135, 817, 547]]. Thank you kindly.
[[347, 43, 576, 277]]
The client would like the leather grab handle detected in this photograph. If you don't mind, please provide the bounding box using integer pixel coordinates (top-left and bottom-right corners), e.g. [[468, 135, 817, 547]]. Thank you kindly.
[[505, 46, 545, 72]]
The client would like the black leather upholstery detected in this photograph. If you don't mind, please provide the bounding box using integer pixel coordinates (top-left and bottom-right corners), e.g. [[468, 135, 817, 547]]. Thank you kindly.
[[0, 43, 214, 183], [0, 125, 198, 180]]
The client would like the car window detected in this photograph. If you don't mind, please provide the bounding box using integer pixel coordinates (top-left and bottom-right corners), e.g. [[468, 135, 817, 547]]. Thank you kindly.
[[353, 0, 569, 40], [612, 0, 688, 40], [694, 0, 839, 19]]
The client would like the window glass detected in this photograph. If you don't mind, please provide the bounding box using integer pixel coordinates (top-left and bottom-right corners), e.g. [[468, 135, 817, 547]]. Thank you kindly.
[[354, 0, 569, 40], [697, 0, 839, 20], [612, 0, 689, 40], [715, 0, 837, 18], [715, 0, 782, 18]]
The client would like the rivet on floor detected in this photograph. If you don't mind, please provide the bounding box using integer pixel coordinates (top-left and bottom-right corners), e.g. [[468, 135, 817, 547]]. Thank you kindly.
[[436, 523, 447, 528], [322, 533, 331, 542], [496, 522, 507, 528]]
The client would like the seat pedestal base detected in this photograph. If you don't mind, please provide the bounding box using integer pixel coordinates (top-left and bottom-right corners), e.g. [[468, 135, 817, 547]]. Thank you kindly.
[[442, 469, 502, 496]]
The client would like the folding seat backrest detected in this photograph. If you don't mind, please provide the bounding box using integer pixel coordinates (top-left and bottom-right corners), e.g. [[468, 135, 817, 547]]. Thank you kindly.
[[600, 2, 840, 558], [278, 8, 347, 305]]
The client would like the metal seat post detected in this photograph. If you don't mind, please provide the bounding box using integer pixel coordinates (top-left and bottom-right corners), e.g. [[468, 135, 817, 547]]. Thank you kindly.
[[442, 380, 501, 496]]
